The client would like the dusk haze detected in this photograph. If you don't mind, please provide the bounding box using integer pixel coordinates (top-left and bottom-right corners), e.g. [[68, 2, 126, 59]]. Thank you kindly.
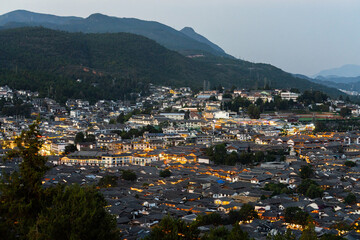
[[1, 1, 360, 240]]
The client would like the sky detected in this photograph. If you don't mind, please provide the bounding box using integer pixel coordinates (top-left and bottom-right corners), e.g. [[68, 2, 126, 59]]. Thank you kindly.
[[1, 0, 360, 76]]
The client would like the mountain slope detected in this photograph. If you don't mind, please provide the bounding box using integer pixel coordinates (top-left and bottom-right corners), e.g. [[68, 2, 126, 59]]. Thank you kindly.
[[0, 10, 229, 58], [0, 27, 343, 102]]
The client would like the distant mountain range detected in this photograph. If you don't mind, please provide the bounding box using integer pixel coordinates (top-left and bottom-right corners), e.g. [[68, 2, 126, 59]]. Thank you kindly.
[[309, 64, 360, 94], [0, 10, 231, 58], [314, 64, 360, 79]]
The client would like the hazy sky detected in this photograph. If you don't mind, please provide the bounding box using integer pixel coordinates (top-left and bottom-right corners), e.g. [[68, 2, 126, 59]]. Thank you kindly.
[[2, 0, 360, 76]]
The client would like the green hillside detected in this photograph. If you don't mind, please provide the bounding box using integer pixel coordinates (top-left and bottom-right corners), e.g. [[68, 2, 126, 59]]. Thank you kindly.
[[0, 27, 342, 102]]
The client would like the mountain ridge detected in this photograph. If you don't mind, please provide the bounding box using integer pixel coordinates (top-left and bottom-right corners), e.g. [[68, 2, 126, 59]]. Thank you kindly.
[[315, 64, 360, 78], [0, 10, 230, 58], [0, 27, 344, 103]]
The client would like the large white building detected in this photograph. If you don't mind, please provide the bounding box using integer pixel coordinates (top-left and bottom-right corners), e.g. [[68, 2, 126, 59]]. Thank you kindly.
[[213, 111, 230, 119], [159, 112, 185, 120], [281, 91, 299, 101]]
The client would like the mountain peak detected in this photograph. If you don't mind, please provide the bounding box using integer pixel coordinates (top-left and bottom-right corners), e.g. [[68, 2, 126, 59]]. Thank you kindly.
[[0, 9, 81, 26], [180, 26, 226, 54], [87, 13, 110, 20], [181, 27, 195, 33]]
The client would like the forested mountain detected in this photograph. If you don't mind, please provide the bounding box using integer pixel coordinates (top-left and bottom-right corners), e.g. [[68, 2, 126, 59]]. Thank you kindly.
[[0, 10, 229, 58], [0, 27, 342, 102]]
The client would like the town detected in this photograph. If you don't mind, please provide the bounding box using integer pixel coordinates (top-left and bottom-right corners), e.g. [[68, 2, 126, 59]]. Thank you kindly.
[[1, 84, 360, 240]]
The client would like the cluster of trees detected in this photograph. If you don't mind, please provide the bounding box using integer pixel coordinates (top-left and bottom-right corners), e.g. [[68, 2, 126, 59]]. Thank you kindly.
[[98, 175, 119, 188], [314, 119, 360, 133], [146, 208, 343, 240], [64, 144, 77, 154], [284, 207, 310, 226], [222, 90, 333, 120], [197, 204, 258, 226], [344, 161, 356, 167], [112, 125, 162, 139], [222, 96, 251, 112], [297, 179, 323, 199], [297, 165, 323, 198], [145, 205, 257, 240], [264, 183, 292, 196], [195, 205, 258, 226], [222, 95, 299, 119], [0, 96, 32, 117], [74, 132, 96, 144], [298, 90, 329, 106], [112, 108, 153, 124], [206, 144, 286, 166], [344, 193, 357, 205], [299, 165, 314, 179], [121, 170, 137, 181], [0, 121, 120, 239], [201, 224, 250, 240], [339, 107, 352, 118]]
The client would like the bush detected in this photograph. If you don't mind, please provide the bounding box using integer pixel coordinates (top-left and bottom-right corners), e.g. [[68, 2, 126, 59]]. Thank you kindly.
[[284, 207, 309, 226], [344, 161, 356, 167], [159, 169, 172, 178], [98, 175, 118, 188], [299, 165, 313, 179], [121, 170, 137, 181], [344, 193, 357, 205]]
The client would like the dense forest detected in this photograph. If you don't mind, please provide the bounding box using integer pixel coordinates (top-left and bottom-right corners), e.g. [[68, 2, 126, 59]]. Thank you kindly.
[[0, 27, 342, 103]]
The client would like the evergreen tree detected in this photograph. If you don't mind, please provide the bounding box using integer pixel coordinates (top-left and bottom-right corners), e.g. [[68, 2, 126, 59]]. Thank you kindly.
[[28, 185, 119, 240], [0, 121, 120, 240], [0, 120, 48, 239], [299, 220, 317, 240], [75, 132, 85, 144]]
